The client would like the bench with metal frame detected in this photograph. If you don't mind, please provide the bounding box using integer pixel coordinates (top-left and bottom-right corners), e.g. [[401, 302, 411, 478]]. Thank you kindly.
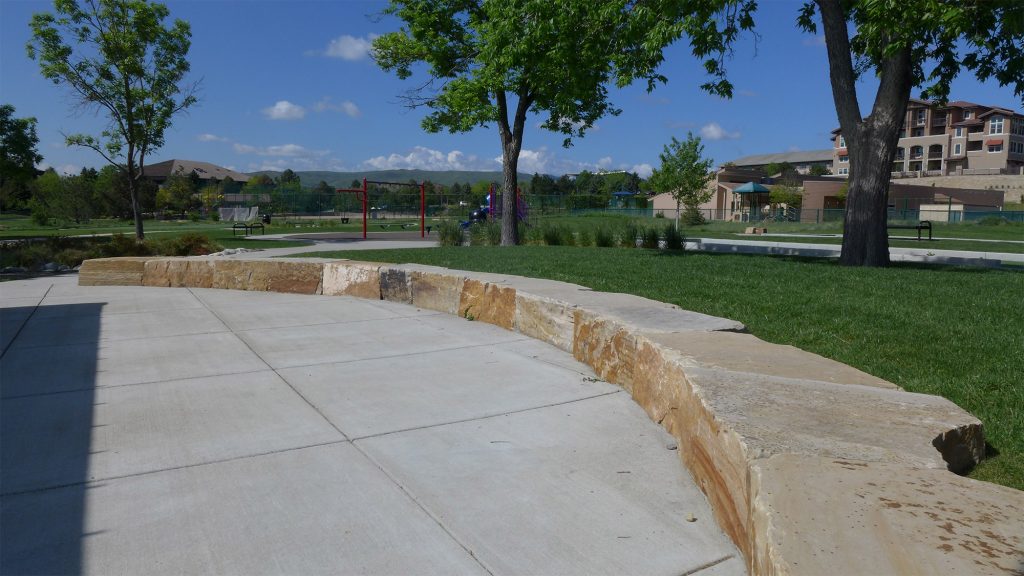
[[888, 220, 932, 240], [232, 222, 265, 236]]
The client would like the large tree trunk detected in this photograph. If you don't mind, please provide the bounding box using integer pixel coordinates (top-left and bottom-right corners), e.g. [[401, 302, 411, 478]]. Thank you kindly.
[[818, 0, 912, 267], [499, 138, 521, 246], [126, 156, 145, 241]]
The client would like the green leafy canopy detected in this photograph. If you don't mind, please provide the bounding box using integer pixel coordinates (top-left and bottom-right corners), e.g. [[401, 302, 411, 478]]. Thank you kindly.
[[649, 132, 714, 208]]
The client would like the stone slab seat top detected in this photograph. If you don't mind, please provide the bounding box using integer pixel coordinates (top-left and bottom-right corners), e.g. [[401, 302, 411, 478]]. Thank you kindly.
[[76, 256, 1022, 576]]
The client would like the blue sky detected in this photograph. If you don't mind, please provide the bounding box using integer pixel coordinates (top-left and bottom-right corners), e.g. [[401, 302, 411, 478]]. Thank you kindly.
[[1, 0, 1018, 178]]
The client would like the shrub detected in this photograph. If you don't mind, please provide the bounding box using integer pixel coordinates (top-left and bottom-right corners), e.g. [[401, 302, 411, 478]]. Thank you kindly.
[[977, 216, 1010, 226], [98, 233, 153, 258], [641, 226, 660, 249], [654, 211, 665, 218], [663, 222, 685, 251], [619, 221, 639, 247], [594, 226, 614, 247], [542, 224, 563, 246], [486, 221, 501, 245], [188, 211, 200, 222], [468, 222, 489, 245], [54, 248, 90, 267], [210, 211, 221, 222], [576, 228, 593, 247], [437, 220, 464, 246], [524, 225, 544, 245], [682, 205, 706, 226], [161, 233, 220, 256]]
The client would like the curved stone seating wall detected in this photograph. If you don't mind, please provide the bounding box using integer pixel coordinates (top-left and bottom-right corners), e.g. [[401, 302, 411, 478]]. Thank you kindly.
[[80, 257, 1024, 575]]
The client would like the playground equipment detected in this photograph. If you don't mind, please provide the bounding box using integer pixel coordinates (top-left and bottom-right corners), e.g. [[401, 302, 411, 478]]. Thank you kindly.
[[334, 178, 427, 239], [487, 184, 529, 223]]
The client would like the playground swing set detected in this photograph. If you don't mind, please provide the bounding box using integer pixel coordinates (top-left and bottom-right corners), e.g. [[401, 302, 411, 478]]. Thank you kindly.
[[334, 178, 427, 240]]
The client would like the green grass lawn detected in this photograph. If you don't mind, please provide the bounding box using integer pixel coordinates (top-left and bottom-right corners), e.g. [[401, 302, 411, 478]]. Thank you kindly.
[[292, 245, 1024, 490]]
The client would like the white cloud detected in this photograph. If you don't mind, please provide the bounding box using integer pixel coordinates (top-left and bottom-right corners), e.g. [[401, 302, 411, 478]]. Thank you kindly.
[[313, 97, 361, 118], [262, 100, 306, 120], [38, 162, 81, 175], [802, 35, 826, 47], [597, 156, 613, 169], [197, 133, 228, 142], [631, 163, 654, 178], [233, 142, 328, 158], [324, 34, 378, 60], [362, 146, 497, 171], [700, 122, 741, 141]]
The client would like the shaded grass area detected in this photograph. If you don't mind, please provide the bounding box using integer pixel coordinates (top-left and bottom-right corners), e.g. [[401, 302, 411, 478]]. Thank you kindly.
[[295, 245, 1023, 490]]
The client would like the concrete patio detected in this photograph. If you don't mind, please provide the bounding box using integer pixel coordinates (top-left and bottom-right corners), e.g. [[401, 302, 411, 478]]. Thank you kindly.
[[0, 275, 742, 575]]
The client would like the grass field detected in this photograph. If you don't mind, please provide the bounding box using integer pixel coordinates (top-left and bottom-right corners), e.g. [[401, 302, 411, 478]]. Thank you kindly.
[[291, 245, 1024, 491]]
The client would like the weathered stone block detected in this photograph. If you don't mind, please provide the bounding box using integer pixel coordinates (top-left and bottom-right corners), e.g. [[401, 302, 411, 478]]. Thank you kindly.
[[212, 260, 322, 294], [379, 267, 411, 303], [410, 271, 463, 314], [458, 279, 515, 329], [572, 309, 637, 388], [646, 331, 895, 389], [514, 293, 574, 352], [749, 454, 1024, 576], [78, 257, 151, 286], [323, 262, 381, 299], [143, 258, 214, 288]]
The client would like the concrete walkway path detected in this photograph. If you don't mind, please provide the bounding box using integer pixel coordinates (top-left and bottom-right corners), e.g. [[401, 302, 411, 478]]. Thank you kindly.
[[0, 275, 742, 575]]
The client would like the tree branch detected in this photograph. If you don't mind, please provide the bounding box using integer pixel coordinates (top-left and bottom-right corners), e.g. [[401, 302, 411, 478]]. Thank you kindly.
[[817, 0, 863, 139]]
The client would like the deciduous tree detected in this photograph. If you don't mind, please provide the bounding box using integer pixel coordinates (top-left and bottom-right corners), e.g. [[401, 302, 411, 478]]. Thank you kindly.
[[648, 133, 714, 230], [0, 104, 43, 210], [671, 0, 1023, 266], [28, 0, 198, 240], [373, 0, 680, 245]]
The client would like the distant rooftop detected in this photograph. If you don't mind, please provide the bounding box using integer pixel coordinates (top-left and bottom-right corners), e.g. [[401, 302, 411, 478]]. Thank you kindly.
[[144, 159, 250, 183], [726, 150, 833, 168]]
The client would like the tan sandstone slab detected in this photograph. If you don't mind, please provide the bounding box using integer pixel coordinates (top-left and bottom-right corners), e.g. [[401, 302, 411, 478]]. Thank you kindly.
[[322, 261, 381, 299], [645, 331, 896, 389], [749, 454, 1024, 576], [409, 270, 465, 315], [79, 257, 151, 286], [142, 258, 215, 288], [458, 278, 516, 329], [212, 259, 323, 294]]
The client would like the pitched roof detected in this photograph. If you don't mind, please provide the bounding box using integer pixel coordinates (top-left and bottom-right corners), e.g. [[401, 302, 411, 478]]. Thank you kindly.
[[726, 149, 834, 167], [144, 159, 250, 182]]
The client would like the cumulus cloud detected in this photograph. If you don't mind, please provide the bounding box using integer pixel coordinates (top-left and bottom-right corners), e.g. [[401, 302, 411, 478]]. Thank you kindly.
[[314, 97, 361, 118], [700, 122, 741, 140], [362, 146, 497, 171], [262, 100, 306, 120], [631, 163, 654, 178], [197, 133, 228, 142], [323, 34, 378, 60]]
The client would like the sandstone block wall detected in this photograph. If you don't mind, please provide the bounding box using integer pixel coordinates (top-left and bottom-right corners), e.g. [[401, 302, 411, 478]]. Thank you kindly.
[[77, 256, 1024, 575]]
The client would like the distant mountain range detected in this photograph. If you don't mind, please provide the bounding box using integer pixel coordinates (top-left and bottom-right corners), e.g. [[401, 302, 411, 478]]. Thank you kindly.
[[249, 169, 534, 188]]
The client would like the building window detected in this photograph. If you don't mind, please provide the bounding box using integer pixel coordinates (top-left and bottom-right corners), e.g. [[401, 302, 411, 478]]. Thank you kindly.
[[954, 143, 962, 155], [988, 143, 1003, 153], [990, 116, 1004, 134], [895, 147, 905, 160], [916, 110, 926, 124], [955, 127, 963, 137], [839, 155, 849, 163], [838, 167, 849, 175], [912, 127, 924, 137], [964, 109, 973, 119], [910, 145, 923, 158], [838, 135, 845, 148]]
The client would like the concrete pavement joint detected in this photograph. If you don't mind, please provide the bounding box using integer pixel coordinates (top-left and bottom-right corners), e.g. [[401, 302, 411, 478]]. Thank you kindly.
[[348, 440, 497, 576], [0, 439, 351, 498], [350, 389, 624, 442], [5, 326, 233, 352], [0, 367, 274, 401], [0, 282, 53, 360], [682, 554, 738, 575], [267, 336, 534, 374], [186, 287, 353, 442]]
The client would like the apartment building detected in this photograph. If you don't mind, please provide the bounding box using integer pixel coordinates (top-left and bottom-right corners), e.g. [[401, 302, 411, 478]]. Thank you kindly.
[[831, 99, 1024, 177]]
